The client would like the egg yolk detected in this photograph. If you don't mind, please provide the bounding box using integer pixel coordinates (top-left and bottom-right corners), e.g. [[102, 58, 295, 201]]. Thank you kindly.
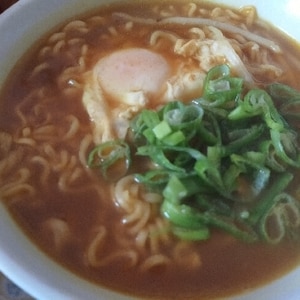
[[94, 48, 171, 101]]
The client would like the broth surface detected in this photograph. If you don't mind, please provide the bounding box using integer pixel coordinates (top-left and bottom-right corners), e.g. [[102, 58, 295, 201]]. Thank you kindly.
[[1, 1, 300, 299]]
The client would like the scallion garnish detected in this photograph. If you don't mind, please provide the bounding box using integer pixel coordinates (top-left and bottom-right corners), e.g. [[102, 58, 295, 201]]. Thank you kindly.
[[88, 64, 300, 244], [87, 140, 131, 180]]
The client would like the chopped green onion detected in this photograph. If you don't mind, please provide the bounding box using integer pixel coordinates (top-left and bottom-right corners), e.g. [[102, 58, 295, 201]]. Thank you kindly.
[[162, 175, 188, 204], [142, 127, 156, 143], [162, 130, 185, 146], [248, 172, 293, 225], [229, 89, 285, 131], [202, 64, 243, 105], [88, 64, 300, 244], [172, 226, 210, 241], [270, 129, 300, 167], [87, 140, 131, 180], [141, 109, 160, 129], [153, 120, 172, 140], [194, 157, 226, 197], [161, 200, 205, 229], [221, 124, 266, 157], [258, 193, 300, 244], [161, 200, 257, 242]]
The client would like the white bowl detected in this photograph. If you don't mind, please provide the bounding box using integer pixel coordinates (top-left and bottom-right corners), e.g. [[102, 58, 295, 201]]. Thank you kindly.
[[0, 1, 300, 299]]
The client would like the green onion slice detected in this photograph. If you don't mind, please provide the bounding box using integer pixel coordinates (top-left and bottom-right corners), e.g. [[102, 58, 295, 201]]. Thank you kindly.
[[88, 140, 131, 180]]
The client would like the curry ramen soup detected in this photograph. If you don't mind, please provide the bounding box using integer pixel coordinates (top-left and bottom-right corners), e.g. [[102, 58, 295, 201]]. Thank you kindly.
[[1, 1, 300, 299]]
